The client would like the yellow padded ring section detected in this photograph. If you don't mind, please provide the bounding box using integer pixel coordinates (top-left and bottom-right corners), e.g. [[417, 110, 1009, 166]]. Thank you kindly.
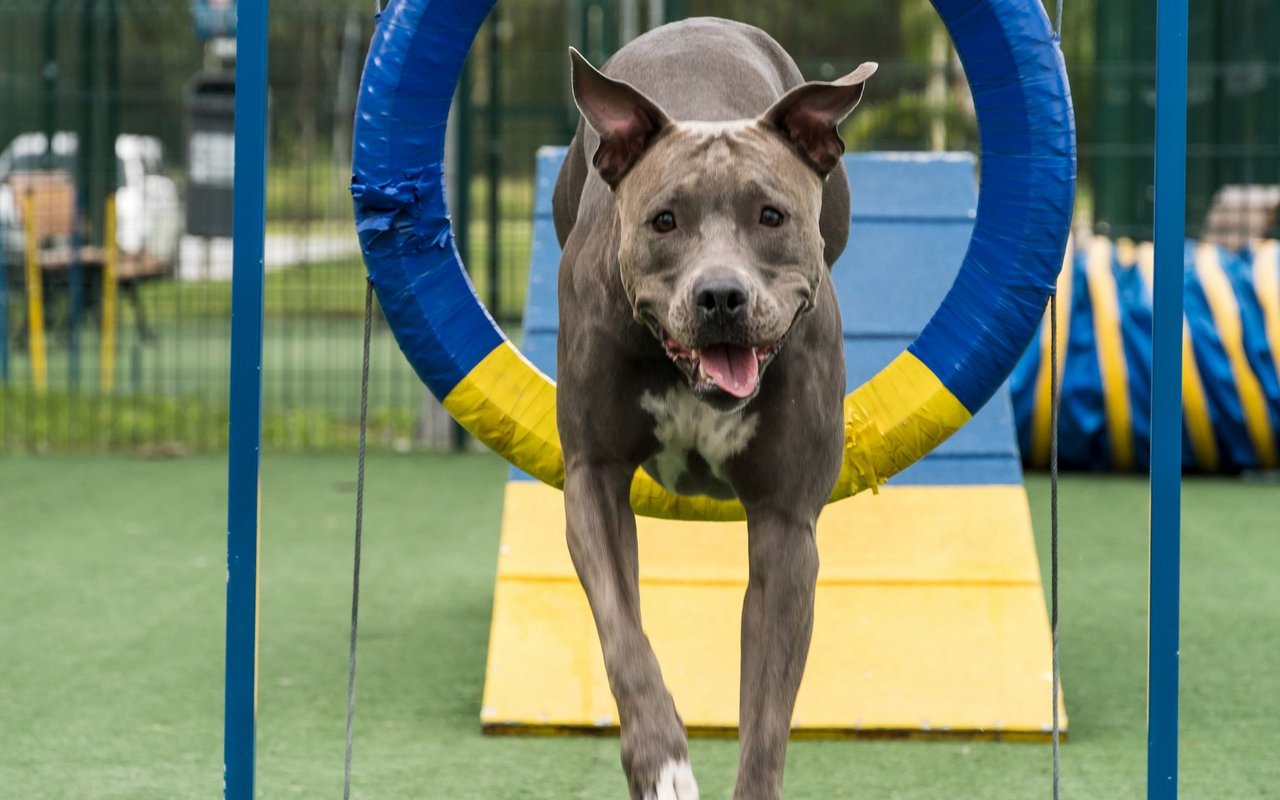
[[833, 351, 972, 499], [443, 342, 972, 521], [443, 343, 566, 489]]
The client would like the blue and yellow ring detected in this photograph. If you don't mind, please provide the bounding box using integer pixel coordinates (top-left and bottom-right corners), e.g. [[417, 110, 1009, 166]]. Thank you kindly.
[[351, 0, 1076, 521]]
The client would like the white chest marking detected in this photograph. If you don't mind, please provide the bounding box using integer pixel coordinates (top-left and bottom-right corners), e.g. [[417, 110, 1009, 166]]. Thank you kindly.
[[639, 386, 758, 487]]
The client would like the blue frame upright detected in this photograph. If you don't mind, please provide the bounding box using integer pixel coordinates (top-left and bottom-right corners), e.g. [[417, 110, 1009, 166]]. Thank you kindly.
[[1148, 0, 1189, 796], [224, 0, 271, 798]]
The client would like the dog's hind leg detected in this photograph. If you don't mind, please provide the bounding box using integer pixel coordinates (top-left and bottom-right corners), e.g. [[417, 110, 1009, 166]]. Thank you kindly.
[[564, 463, 699, 800]]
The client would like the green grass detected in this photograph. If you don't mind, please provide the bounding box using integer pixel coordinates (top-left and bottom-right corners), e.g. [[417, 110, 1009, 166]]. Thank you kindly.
[[0, 385, 421, 453], [139, 258, 372, 322], [263, 162, 538, 229], [1, 317, 428, 452], [266, 159, 352, 224], [133, 223, 534, 325], [2, 454, 1278, 798]]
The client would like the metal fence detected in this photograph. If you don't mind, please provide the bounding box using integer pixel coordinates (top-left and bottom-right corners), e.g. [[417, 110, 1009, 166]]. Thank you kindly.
[[1094, 0, 1280, 241], [1, 0, 1277, 452], [0, 0, 416, 452]]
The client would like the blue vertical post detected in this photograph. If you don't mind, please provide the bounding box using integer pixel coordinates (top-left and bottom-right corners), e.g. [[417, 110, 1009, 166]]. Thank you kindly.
[[1148, 0, 1188, 797], [224, 1, 270, 798]]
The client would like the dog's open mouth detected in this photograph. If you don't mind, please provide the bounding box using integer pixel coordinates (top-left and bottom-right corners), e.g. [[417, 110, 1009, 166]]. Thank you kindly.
[[662, 331, 784, 399]]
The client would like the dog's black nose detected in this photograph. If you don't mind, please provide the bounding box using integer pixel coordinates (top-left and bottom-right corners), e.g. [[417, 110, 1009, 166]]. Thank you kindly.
[[694, 276, 750, 325]]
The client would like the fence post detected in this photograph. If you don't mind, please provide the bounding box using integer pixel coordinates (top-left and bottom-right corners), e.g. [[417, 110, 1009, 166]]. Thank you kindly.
[[0, 218, 8, 384]]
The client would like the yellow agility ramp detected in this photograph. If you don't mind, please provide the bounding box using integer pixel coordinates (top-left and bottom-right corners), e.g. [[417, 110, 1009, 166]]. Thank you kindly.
[[482, 482, 1063, 740], [481, 151, 1064, 740]]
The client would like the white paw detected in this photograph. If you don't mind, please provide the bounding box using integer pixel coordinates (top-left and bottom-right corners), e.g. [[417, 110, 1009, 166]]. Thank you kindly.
[[645, 759, 699, 800]]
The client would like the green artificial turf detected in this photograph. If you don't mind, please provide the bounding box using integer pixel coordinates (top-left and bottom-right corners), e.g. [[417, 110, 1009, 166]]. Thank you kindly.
[[2, 452, 1278, 798]]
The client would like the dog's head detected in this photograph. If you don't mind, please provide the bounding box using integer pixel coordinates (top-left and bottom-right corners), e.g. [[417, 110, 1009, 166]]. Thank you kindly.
[[570, 49, 875, 411]]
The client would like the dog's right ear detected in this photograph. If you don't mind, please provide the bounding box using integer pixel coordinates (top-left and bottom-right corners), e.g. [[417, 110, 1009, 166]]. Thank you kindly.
[[569, 47, 671, 188]]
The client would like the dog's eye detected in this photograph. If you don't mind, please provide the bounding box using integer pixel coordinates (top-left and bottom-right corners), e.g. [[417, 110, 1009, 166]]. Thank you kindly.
[[651, 211, 677, 233], [759, 207, 785, 227]]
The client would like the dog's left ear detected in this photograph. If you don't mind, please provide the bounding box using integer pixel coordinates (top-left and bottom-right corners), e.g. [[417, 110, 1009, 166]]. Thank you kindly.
[[760, 62, 878, 177], [569, 47, 672, 188]]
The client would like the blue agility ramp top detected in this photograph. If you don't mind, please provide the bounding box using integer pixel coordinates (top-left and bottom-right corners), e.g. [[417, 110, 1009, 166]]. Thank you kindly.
[[519, 149, 1022, 487]]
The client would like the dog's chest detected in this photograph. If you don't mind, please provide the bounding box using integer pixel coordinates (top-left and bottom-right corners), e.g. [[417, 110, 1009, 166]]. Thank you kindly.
[[638, 386, 757, 500]]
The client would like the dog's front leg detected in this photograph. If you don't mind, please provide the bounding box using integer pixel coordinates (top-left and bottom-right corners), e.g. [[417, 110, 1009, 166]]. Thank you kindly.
[[733, 507, 820, 800], [564, 463, 699, 800]]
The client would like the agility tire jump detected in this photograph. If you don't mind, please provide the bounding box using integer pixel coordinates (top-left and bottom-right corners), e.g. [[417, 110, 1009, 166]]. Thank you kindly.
[[350, 0, 1076, 521]]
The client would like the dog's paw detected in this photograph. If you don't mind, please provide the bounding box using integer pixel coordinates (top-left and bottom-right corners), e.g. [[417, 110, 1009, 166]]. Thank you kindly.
[[643, 759, 699, 800]]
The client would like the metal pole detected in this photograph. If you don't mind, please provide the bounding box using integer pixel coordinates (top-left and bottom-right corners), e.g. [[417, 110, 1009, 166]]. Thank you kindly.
[[43, 0, 58, 171], [72, 0, 100, 391], [106, 0, 120, 181], [1148, 0, 1188, 797], [1, 212, 8, 384], [37, 1, 57, 396], [104, 0, 119, 398], [647, 0, 664, 31], [224, 0, 271, 797], [1, 4, 12, 386], [620, 0, 638, 45]]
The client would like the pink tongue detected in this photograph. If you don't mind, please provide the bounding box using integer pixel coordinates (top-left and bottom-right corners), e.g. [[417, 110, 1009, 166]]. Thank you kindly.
[[700, 344, 759, 398]]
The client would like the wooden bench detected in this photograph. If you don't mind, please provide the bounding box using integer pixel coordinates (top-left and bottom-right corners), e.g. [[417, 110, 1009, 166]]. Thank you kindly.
[[6, 170, 165, 342]]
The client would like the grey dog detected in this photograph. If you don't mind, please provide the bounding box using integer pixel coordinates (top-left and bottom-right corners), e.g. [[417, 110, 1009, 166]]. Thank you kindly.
[[552, 16, 875, 800]]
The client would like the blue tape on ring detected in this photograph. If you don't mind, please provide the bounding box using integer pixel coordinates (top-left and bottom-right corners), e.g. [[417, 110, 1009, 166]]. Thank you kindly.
[[351, 0, 1075, 418], [910, 0, 1077, 412], [352, 0, 502, 399]]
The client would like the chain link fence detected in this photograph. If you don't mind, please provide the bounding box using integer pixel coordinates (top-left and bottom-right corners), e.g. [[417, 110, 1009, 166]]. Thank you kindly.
[[1, 0, 1276, 452]]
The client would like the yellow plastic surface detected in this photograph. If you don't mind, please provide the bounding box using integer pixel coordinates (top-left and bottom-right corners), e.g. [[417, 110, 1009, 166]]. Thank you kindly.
[[482, 481, 1066, 740]]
